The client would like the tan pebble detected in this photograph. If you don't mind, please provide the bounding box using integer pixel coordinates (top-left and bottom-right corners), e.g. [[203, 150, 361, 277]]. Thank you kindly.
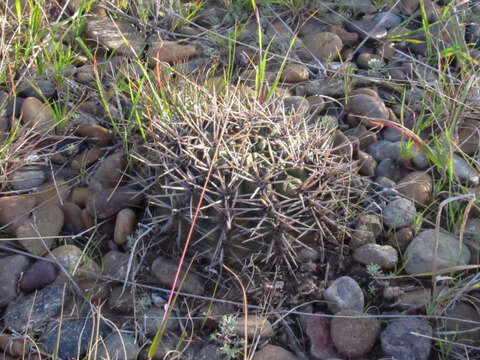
[[62, 202, 85, 234], [357, 53, 382, 69], [348, 94, 389, 128], [235, 315, 274, 340], [151, 255, 203, 295], [86, 186, 144, 219], [330, 310, 380, 357], [34, 180, 72, 207], [253, 345, 297, 360], [148, 41, 197, 65], [0, 195, 36, 234], [75, 69, 95, 84], [70, 147, 104, 170], [280, 63, 309, 83], [397, 171, 433, 205], [326, 24, 358, 46], [0, 334, 31, 357], [302, 32, 343, 61], [46, 244, 100, 282], [307, 95, 325, 115], [387, 227, 415, 251], [93, 152, 127, 188], [70, 186, 89, 207], [20, 97, 54, 132], [16, 203, 64, 256], [358, 150, 377, 177], [82, 208, 95, 228], [75, 123, 113, 146], [114, 208, 136, 245]]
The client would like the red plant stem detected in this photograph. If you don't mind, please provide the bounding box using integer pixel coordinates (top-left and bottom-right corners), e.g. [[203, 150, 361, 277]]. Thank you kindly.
[[367, 119, 426, 152]]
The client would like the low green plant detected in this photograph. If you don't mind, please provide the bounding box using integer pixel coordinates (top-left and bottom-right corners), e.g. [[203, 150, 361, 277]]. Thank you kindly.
[[210, 314, 244, 360]]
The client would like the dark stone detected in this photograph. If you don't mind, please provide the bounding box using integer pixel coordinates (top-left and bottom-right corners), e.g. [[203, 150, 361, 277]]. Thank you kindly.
[[381, 318, 432, 360], [40, 318, 98, 359], [4, 285, 72, 333], [18, 79, 57, 100], [20, 260, 57, 293]]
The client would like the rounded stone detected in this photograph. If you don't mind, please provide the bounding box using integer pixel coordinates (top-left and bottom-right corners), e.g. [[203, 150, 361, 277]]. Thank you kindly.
[[147, 40, 197, 65], [0, 194, 36, 234], [85, 18, 145, 57], [381, 319, 432, 360], [33, 180, 71, 207], [253, 345, 297, 360], [75, 123, 113, 146], [375, 158, 398, 181], [324, 276, 364, 313], [151, 255, 203, 295], [0, 255, 30, 306], [404, 229, 471, 275], [280, 63, 309, 83], [348, 94, 389, 128], [283, 96, 309, 115], [40, 318, 96, 360], [102, 250, 130, 280], [452, 154, 479, 186], [383, 197, 416, 229], [70, 147, 104, 170], [443, 302, 480, 345], [302, 32, 343, 61], [357, 53, 383, 69], [86, 186, 144, 219], [382, 126, 403, 142], [8, 167, 45, 190], [386, 227, 415, 251], [114, 208, 136, 245], [46, 244, 100, 282], [330, 310, 380, 357], [97, 332, 138, 360], [70, 187, 89, 207], [108, 286, 136, 314], [303, 313, 338, 359], [3, 285, 72, 333], [411, 150, 430, 170], [374, 11, 402, 30], [18, 79, 56, 100], [353, 244, 398, 269], [93, 152, 127, 188], [357, 150, 377, 177], [16, 203, 64, 256], [235, 315, 273, 340], [20, 97, 54, 132], [307, 95, 325, 115], [367, 140, 401, 162], [350, 229, 375, 249], [20, 260, 57, 293], [140, 306, 178, 336], [62, 202, 85, 234], [397, 171, 433, 205]]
